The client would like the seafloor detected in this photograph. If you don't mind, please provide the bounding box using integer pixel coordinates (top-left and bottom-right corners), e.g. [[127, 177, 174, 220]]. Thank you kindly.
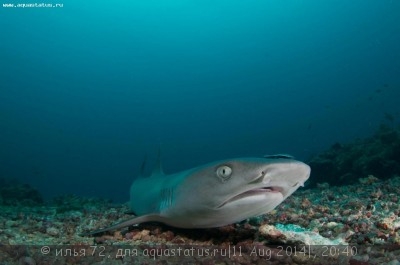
[[0, 175, 399, 265]]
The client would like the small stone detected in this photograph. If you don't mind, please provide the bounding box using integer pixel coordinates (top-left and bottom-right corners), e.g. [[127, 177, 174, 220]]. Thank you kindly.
[[161, 231, 174, 241], [18, 256, 36, 265], [258, 224, 285, 240], [171, 236, 185, 244], [386, 259, 400, 265], [46, 227, 59, 236], [5, 220, 17, 227], [327, 222, 338, 228], [124, 232, 134, 240], [301, 198, 312, 209], [141, 229, 150, 236]]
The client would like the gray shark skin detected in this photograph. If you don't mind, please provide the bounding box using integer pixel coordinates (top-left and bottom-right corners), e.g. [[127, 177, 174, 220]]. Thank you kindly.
[[83, 155, 310, 236]]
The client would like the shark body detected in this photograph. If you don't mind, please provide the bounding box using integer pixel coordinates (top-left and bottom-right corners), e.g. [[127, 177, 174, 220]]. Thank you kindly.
[[84, 155, 310, 235]]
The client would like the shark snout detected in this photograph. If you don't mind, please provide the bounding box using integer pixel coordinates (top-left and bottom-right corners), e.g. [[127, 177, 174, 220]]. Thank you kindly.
[[258, 160, 310, 198], [291, 161, 311, 186]]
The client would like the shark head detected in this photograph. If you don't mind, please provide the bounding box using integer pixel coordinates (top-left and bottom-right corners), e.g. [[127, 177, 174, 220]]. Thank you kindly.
[[169, 156, 310, 228]]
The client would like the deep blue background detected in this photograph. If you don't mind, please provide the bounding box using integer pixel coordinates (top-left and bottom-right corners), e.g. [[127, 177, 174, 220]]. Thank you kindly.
[[1, 0, 399, 202]]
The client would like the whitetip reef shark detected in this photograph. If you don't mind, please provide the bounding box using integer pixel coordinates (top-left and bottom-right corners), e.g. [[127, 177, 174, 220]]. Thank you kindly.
[[83, 154, 310, 236]]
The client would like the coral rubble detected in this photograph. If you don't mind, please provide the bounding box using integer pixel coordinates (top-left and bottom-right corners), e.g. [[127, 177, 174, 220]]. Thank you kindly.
[[307, 124, 400, 187]]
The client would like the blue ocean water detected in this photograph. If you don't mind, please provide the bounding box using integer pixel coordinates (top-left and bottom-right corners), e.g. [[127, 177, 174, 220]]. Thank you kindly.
[[0, 0, 399, 202]]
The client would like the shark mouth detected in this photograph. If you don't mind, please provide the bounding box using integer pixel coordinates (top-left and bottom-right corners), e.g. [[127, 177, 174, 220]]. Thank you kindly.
[[218, 186, 282, 208]]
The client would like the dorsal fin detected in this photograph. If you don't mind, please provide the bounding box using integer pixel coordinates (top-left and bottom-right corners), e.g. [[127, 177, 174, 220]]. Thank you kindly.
[[264, 154, 295, 159], [138, 154, 147, 178], [151, 147, 164, 177]]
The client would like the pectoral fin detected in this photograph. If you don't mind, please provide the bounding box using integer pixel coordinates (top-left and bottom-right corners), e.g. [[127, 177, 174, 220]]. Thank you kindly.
[[81, 214, 164, 236]]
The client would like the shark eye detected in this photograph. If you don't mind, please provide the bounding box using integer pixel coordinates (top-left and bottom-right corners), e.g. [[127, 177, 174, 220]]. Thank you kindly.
[[216, 165, 232, 181]]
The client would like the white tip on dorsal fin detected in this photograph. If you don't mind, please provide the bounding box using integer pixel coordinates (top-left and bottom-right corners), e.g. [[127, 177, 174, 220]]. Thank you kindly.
[[151, 146, 164, 177]]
